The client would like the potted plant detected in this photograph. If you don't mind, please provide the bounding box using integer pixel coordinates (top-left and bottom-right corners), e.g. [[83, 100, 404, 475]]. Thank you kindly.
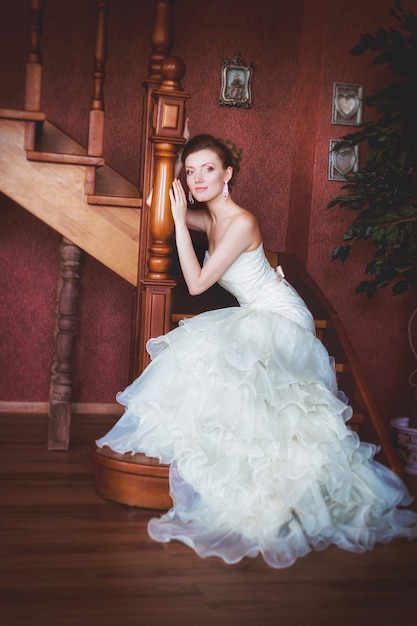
[[327, 0, 417, 472]]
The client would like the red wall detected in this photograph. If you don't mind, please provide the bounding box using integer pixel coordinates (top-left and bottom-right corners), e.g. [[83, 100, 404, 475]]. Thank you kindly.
[[0, 0, 415, 421]]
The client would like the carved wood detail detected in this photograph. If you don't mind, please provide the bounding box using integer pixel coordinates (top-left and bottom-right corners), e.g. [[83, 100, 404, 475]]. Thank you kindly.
[[133, 55, 189, 377], [48, 238, 82, 450]]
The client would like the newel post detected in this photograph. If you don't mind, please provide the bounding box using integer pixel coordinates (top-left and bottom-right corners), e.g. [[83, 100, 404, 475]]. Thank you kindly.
[[136, 55, 189, 374]]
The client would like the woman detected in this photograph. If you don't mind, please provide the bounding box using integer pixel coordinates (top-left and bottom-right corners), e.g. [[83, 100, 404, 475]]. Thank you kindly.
[[97, 134, 417, 569]]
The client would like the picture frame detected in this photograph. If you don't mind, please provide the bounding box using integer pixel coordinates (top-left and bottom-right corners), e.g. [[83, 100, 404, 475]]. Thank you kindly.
[[218, 52, 253, 109], [328, 139, 359, 181], [331, 82, 363, 126]]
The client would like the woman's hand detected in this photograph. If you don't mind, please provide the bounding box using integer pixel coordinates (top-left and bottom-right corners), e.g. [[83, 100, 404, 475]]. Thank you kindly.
[[169, 179, 188, 225]]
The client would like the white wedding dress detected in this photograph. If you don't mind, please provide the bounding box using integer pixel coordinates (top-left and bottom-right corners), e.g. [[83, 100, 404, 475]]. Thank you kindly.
[[96, 243, 417, 568]]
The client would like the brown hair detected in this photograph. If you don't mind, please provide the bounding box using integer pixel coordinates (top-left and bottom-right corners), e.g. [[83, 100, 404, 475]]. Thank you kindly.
[[181, 134, 242, 187]]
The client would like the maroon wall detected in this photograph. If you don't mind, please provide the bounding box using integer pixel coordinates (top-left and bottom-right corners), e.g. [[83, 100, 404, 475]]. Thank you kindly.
[[0, 0, 415, 422]]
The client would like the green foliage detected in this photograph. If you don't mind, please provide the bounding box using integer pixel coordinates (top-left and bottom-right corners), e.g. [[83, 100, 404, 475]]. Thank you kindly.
[[328, 0, 417, 298]]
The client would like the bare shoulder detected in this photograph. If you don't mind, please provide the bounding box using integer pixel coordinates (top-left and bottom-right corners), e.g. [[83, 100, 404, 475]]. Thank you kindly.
[[228, 207, 260, 237]]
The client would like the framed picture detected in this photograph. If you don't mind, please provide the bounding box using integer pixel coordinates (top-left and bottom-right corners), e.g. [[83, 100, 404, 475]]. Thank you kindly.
[[331, 82, 363, 126], [328, 140, 359, 181], [218, 52, 253, 109]]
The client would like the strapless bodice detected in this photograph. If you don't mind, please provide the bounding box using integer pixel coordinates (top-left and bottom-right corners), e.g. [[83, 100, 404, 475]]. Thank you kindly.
[[205, 243, 315, 333]]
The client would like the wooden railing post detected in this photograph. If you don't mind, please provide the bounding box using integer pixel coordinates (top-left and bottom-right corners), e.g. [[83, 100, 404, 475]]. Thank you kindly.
[[24, 0, 44, 148], [130, 0, 177, 377], [85, 0, 108, 194], [87, 0, 108, 158], [136, 55, 189, 374], [139, 0, 175, 200], [48, 238, 82, 450]]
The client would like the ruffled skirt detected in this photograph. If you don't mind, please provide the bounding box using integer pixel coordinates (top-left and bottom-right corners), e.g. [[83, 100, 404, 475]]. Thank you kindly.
[[96, 307, 417, 568]]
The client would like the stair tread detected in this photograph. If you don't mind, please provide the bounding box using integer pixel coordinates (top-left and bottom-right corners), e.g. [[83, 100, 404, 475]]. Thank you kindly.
[[25, 120, 104, 165], [27, 149, 104, 166], [88, 194, 142, 208], [0, 107, 46, 122]]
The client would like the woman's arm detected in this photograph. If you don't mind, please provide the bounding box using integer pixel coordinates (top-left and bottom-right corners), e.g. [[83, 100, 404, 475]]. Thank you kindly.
[[169, 180, 259, 295]]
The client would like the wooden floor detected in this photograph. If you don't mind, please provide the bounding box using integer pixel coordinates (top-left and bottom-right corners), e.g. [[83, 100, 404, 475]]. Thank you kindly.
[[1, 414, 417, 626]]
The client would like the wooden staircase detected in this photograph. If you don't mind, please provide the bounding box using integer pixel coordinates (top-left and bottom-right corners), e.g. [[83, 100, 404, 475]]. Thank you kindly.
[[0, 118, 141, 285], [0, 0, 189, 452]]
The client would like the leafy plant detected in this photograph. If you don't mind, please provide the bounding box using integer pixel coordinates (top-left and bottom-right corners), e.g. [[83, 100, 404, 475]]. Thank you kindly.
[[328, 0, 417, 298]]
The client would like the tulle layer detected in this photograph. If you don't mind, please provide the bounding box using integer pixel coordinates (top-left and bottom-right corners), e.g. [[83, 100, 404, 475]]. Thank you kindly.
[[96, 307, 417, 568]]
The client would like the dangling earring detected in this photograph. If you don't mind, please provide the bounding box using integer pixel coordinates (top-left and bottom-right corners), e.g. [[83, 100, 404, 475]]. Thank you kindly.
[[222, 181, 229, 199], [188, 190, 194, 205]]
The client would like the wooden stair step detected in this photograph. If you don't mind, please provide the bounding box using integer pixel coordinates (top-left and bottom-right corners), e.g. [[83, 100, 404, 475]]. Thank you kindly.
[[87, 164, 142, 208], [335, 362, 351, 374], [25, 119, 105, 166], [0, 119, 140, 286], [87, 193, 142, 208], [0, 107, 46, 122], [27, 149, 104, 166], [349, 412, 364, 433]]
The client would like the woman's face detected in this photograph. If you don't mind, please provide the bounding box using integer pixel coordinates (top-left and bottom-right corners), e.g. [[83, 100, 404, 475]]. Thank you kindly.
[[185, 149, 231, 203]]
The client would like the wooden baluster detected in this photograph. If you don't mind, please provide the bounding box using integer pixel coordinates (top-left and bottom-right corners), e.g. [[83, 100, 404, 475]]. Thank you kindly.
[[48, 238, 82, 451], [130, 0, 176, 377], [136, 55, 189, 374], [85, 0, 109, 194], [24, 0, 44, 149], [88, 0, 108, 157]]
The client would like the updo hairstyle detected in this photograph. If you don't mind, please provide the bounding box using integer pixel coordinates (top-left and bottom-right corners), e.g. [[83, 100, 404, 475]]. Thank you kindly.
[[181, 134, 242, 187]]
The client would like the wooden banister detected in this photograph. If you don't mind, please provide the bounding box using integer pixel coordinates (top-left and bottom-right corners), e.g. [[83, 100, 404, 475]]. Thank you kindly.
[[87, 0, 108, 158]]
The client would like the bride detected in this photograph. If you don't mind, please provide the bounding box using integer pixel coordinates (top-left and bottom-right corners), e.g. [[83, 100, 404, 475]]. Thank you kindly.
[[96, 133, 417, 569]]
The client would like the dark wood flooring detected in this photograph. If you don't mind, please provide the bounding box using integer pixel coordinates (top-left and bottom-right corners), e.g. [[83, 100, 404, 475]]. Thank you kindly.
[[1, 413, 417, 626]]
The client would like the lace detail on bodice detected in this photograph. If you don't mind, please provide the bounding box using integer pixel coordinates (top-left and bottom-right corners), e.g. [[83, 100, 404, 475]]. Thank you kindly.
[[204, 244, 315, 333]]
